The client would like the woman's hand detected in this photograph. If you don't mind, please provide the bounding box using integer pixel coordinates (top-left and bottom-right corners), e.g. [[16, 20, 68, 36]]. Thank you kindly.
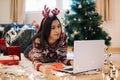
[[39, 65, 54, 76]]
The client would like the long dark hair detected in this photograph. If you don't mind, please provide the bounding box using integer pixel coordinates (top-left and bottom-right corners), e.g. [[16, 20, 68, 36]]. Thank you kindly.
[[33, 15, 62, 49]]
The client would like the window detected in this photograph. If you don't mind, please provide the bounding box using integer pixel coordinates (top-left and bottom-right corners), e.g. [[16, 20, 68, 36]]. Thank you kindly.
[[25, 0, 56, 11], [25, 0, 71, 12], [62, 0, 72, 10]]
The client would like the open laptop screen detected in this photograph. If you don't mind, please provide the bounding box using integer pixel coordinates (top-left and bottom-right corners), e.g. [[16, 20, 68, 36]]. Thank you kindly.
[[62, 40, 105, 74]]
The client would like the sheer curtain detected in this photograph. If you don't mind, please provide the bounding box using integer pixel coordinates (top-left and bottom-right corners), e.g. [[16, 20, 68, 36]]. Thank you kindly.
[[96, 0, 112, 21], [10, 0, 25, 24]]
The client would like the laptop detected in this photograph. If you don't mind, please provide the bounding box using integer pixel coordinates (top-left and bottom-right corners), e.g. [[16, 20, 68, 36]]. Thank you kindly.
[[60, 40, 105, 74]]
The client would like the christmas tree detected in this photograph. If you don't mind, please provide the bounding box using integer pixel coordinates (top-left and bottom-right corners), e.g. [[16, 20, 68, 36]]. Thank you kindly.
[[63, 0, 111, 47]]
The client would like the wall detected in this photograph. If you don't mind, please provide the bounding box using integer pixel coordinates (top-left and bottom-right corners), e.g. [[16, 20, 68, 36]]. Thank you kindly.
[[0, 0, 120, 48], [0, 0, 11, 24], [103, 0, 120, 47]]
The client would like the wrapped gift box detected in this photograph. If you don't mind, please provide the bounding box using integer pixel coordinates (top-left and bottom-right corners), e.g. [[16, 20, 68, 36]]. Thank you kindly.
[[4, 46, 21, 60], [0, 55, 19, 65]]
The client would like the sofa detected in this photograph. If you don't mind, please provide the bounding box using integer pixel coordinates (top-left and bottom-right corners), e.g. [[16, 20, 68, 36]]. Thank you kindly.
[[0, 23, 36, 53]]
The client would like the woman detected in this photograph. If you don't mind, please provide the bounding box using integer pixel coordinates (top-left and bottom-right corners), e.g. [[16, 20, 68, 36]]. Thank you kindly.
[[28, 6, 72, 75]]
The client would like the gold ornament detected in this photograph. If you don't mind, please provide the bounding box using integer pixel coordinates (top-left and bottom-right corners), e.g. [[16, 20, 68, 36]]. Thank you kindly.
[[73, 18, 77, 21], [74, 31, 78, 35], [88, 27, 92, 31], [78, 18, 81, 21], [99, 24, 103, 28], [78, 4, 82, 9]]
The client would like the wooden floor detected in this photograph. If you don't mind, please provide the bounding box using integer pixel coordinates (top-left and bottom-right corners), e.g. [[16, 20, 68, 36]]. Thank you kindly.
[[107, 47, 120, 53]]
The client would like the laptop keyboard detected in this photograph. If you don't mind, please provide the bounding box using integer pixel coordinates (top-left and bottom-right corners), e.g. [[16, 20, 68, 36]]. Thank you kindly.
[[64, 68, 73, 71]]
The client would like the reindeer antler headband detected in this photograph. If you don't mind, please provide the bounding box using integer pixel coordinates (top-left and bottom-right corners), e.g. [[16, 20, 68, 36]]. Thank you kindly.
[[42, 5, 60, 18], [41, 5, 60, 27]]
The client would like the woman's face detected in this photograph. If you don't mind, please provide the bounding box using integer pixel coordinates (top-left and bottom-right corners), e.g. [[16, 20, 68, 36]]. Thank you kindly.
[[49, 19, 62, 42]]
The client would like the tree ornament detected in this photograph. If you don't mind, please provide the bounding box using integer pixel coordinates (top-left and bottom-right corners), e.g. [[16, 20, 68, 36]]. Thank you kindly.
[[106, 36, 111, 40], [71, 34, 74, 38], [78, 4, 82, 9], [86, 0, 90, 4], [74, 31, 78, 35], [62, 23, 65, 27], [85, 37, 87, 39], [65, 10, 70, 14], [95, 12, 99, 16], [84, 27, 86, 29], [89, 17, 92, 20], [73, 18, 77, 21], [85, 12, 88, 16], [93, 32, 96, 34], [65, 25, 69, 28], [88, 27, 92, 31], [78, 18, 81, 22], [108, 36, 112, 40], [98, 24, 103, 28], [66, 21, 70, 24]]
